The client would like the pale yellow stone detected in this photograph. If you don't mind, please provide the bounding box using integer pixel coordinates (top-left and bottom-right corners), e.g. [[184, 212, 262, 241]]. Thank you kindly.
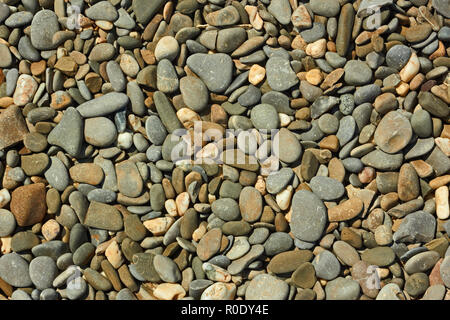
[[245, 6, 263, 30], [306, 39, 326, 58], [436, 186, 449, 220], [41, 219, 60, 241], [105, 240, 124, 269], [143, 217, 175, 236], [399, 52, 420, 82], [192, 221, 207, 242], [435, 137, 450, 157], [395, 81, 409, 96], [165, 199, 178, 217], [153, 283, 186, 300], [1, 236, 11, 254], [176, 192, 190, 216], [255, 175, 266, 196], [248, 64, 266, 85], [305, 69, 323, 85], [177, 108, 201, 129], [200, 282, 236, 300], [0, 189, 11, 208], [95, 20, 113, 30], [279, 113, 291, 127], [276, 185, 293, 211]]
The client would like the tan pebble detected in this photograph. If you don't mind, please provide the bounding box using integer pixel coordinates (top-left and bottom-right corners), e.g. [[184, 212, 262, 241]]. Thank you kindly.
[[105, 240, 124, 269], [328, 198, 364, 222], [319, 135, 339, 152], [245, 6, 263, 30], [374, 225, 393, 246], [0, 97, 14, 108], [429, 41, 445, 60], [320, 68, 344, 90], [41, 219, 60, 241], [395, 81, 409, 96], [143, 217, 175, 236], [95, 20, 113, 30], [200, 282, 236, 300], [153, 283, 186, 300], [0, 189, 11, 208], [400, 52, 420, 83], [255, 176, 266, 196], [192, 221, 207, 242], [358, 167, 376, 184], [291, 4, 312, 29], [248, 64, 265, 86], [409, 73, 425, 91], [163, 1, 174, 21], [410, 159, 434, 178], [305, 69, 323, 85], [278, 113, 291, 127], [210, 104, 228, 126], [429, 175, 450, 189], [291, 35, 307, 50], [436, 186, 449, 220], [13, 74, 38, 106], [306, 39, 326, 58], [165, 199, 178, 217], [176, 192, 190, 216], [176, 108, 200, 129], [380, 192, 399, 211], [435, 137, 450, 157], [1, 237, 11, 254], [276, 186, 293, 211]]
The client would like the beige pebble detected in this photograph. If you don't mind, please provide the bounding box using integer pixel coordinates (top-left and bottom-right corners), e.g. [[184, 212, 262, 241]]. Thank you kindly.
[[105, 240, 124, 269], [1, 236, 11, 254], [192, 221, 207, 242], [306, 39, 326, 58], [143, 217, 175, 236], [176, 192, 190, 216], [177, 108, 201, 129], [278, 113, 291, 127], [276, 185, 293, 211], [153, 283, 186, 300], [435, 137, 450, 157], [436, 186, 449, 220], [255, 176, 267, 196], [165, 199, 178, 217], [0, 189, 11, 208], [41, 219, 60, 241], [305, 69, 323, 85], [200, 282, 236, 300], [245, 6, 263, 30], [248, 64, 266, 86], [399, 52, 420, 82], [374, 225, 393, 246]]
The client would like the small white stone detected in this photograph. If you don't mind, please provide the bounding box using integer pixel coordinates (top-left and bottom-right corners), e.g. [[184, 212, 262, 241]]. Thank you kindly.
[[0, 189, 11, 208], [436, 186, 449, 220], [117, 132, 133, 149]]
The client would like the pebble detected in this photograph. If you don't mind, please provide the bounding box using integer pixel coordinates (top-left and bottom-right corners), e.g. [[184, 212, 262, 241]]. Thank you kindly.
[[266, 57, 298, 91], [0, 253, 32, 287], [312, 250, 341, 280], [245, 274, 289, 300], [325, 277, 360, 300], [29, 256, 58, 290], [309, 176, 345, 201]]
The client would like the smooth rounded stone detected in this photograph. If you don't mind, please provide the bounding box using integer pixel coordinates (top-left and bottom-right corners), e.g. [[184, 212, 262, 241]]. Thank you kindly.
[[393, 211, 436, 243], [30, 9, 59, 50], [179, 76, 208, 112], [273, 128, 302, 163], [6, 68, 19, 96], [13, 74, 38, 106], [217, 27, 247, 53], [145, 115, 168, 146], [405, 273, 429, 297], [116, 160, 144, 198], [88, 43, 116, 62], [333, 241, 360, 266], [300, 22, 326, 43], [290, 190, 327, 242], [87, 188, 116, 204], [0, 253, 32, 287], [342, 158, 364, 173], [84, 117, 117, 148], [354, 84, 381, 105], [361, 247, 395, 267], [85, 1, 118, 21], [0, 209, 16, 237], [205, 5, 240, 26], [361, 150, 403, 171], [310, 0, 340, 17], [153, 254, 182, 283], [84, 202, 123, 231], [418, 92, 449, 118], [115, 288, 136, 300], [76, 92, 128, 118], [211, 198, 240, 221], [11, 231, 39, 252], [44, 157, 69, 192], [374, 111, 413, 154], [245, 274, 289, 300], [318, 114, 339, 134], [325, 277, 360, 300], [0, 43, 12, 67], [344, 60, 372, 86], [310, 96, 340, 119], [404, 251, 440, 274], [84, 267, 113, 291], [186, 53, 233, 93], [207, 256, 231, 270], [310, 176, 345, 201], [411, 110, 432, 139], [422, 284, 446, 300], [127, 81, 145, 116], [29, 256, 58, 290], [106, 60, 126, 92], [249, 228, 270, 245], [265, 0, 291, 25], [238, 85, 261, 107], [300, 81, 323, 103], [189, 279, 214, 300], [261, 91, 293, 115], [440, 256, 450, 288], [265, 57, 298, 91], [312, 250, 341, 280], [239, 187, 263, 223], [72, 242, 96, 267], [266, 167, 294, 194], [197, 228, 222, 261], [225, 237, 251, 260], [438, 26, 450, 41], [264, 232, 293, 256], [11, 290, 32, 300], [250, 104, 279, 130], [325, 52, 347, 68], [156, 59, 179, 93], [376, 283, 404, 300], [386, 45, 411, 70]]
